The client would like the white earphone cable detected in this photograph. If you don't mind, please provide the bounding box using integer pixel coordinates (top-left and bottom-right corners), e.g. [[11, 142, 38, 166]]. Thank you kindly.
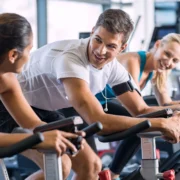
[[100, 87, 116, 112]]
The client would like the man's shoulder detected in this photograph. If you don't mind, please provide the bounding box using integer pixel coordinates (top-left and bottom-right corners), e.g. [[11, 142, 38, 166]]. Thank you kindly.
[[32, 38, 89, 55], [63, 38, 89, 54], [106, 58, 129, 79], [108, 58, 125, 70], [61, 38, 89, 65]]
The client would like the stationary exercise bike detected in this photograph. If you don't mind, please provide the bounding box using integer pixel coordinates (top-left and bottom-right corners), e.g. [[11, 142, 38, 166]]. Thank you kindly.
[[33, 116, 103, 180], [0, 116, 103, 180], [98, 109, 179, 180]]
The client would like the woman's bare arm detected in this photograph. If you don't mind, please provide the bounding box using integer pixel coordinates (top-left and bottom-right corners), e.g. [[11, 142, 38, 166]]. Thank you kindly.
[[0, 73, 45, 129]]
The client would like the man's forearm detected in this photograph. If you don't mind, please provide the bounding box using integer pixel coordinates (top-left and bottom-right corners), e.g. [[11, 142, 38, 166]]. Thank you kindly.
[[79, 110, 164, 135]]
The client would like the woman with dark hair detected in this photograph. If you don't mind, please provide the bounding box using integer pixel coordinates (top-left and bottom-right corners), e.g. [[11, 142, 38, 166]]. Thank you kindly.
[[0, 13, 84, 180]]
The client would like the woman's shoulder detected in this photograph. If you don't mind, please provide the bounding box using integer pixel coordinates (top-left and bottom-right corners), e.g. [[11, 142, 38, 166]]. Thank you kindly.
[[0, 73, 17, 93], [117, 52, 140, 62], [117, 52, 141, 75]]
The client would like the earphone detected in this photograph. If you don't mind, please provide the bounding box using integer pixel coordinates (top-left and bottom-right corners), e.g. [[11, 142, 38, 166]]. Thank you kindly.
[[104, 101, 108, 112], [100, 87, 116, 112]]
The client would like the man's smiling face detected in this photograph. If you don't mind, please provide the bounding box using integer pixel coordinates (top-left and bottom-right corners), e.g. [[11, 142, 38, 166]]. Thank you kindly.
[[88, 26, 127, 69]]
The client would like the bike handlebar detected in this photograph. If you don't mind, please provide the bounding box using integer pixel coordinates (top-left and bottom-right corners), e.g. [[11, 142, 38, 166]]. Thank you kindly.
[[82, 122, 103, 138], [67, 122, 103, 155], [33, 116, 83, 133], [137, 109, 173, 118], [0, 133, 44, 158], [98, 120, 151, 142], [34, 116, 103, 138]]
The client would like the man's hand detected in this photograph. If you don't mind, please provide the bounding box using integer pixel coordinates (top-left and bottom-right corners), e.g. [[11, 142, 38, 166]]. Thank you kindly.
[[161, 111, 180, 143]]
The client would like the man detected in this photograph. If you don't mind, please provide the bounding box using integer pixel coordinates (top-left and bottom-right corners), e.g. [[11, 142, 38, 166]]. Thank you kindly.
[[2, 9, 180, 180]]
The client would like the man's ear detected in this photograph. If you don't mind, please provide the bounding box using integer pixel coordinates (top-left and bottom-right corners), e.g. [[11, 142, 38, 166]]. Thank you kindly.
[[90, 27, 95, 36], [8, 49, 19, 64], [119, 43, 127, 53]]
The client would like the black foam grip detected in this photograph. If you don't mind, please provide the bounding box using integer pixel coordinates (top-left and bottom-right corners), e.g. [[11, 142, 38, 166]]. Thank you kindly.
[[98, 120, 151, 142], [68, 136, 83, 155], [137, 109, 173, 118], [0, 133, 44, 158], [67, 122, 103, 155], [33, 117, 76, 133], [82, 122, 103, 138]]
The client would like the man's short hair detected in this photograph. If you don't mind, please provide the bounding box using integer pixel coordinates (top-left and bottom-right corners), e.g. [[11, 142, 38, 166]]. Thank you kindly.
[[95, 9, 134, 44]]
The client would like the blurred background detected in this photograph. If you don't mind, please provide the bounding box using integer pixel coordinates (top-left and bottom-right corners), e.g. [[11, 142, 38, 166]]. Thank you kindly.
[[1, 0, 180, 179], [1, 0, 180, 97]]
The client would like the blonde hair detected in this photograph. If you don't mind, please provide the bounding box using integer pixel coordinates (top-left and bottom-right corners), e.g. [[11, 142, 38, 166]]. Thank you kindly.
[[152, 70, 170, 93], [152, 33, 180, 92]]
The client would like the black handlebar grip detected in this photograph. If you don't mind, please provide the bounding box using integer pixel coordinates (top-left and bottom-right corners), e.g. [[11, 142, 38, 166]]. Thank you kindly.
[[137, 109, 173, 118], [98, 120, 151, 142], [0, 133, 44, 158], [33, 117, 76, 133], [67, 122, 103, 155], [67, 136, 83, 155], [82, 122, 103, 138]]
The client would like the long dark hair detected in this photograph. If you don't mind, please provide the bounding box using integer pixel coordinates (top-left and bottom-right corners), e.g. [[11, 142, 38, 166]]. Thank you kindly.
[[0, 13, 32, 62]]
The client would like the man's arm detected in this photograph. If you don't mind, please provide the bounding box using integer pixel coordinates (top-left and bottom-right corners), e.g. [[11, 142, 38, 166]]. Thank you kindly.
[[0, 73, 45, 129], [61, 77, 164, 135], [116, 89, 168, 116], [116, 88, 180, 143]]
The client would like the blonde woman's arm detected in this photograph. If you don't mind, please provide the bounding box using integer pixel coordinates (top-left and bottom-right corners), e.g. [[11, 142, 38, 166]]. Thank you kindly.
[[152, 79, 180, 106], [117, 53, 141, 89], [152, 81, 173, 105]]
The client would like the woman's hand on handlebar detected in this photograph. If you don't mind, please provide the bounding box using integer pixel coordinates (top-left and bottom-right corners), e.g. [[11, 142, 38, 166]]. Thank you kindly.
[[35, 130, 85, 156], [76, 131, 86, 151], [162, 111, 180, 143]]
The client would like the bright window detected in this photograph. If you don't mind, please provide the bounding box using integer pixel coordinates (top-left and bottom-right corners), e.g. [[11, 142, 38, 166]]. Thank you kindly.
[[48, 0, 102, 42], [0, 0, 37, 50]]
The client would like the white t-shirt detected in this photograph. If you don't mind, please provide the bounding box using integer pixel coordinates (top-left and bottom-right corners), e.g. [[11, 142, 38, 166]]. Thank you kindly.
[[17, 38, 130, 111]]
